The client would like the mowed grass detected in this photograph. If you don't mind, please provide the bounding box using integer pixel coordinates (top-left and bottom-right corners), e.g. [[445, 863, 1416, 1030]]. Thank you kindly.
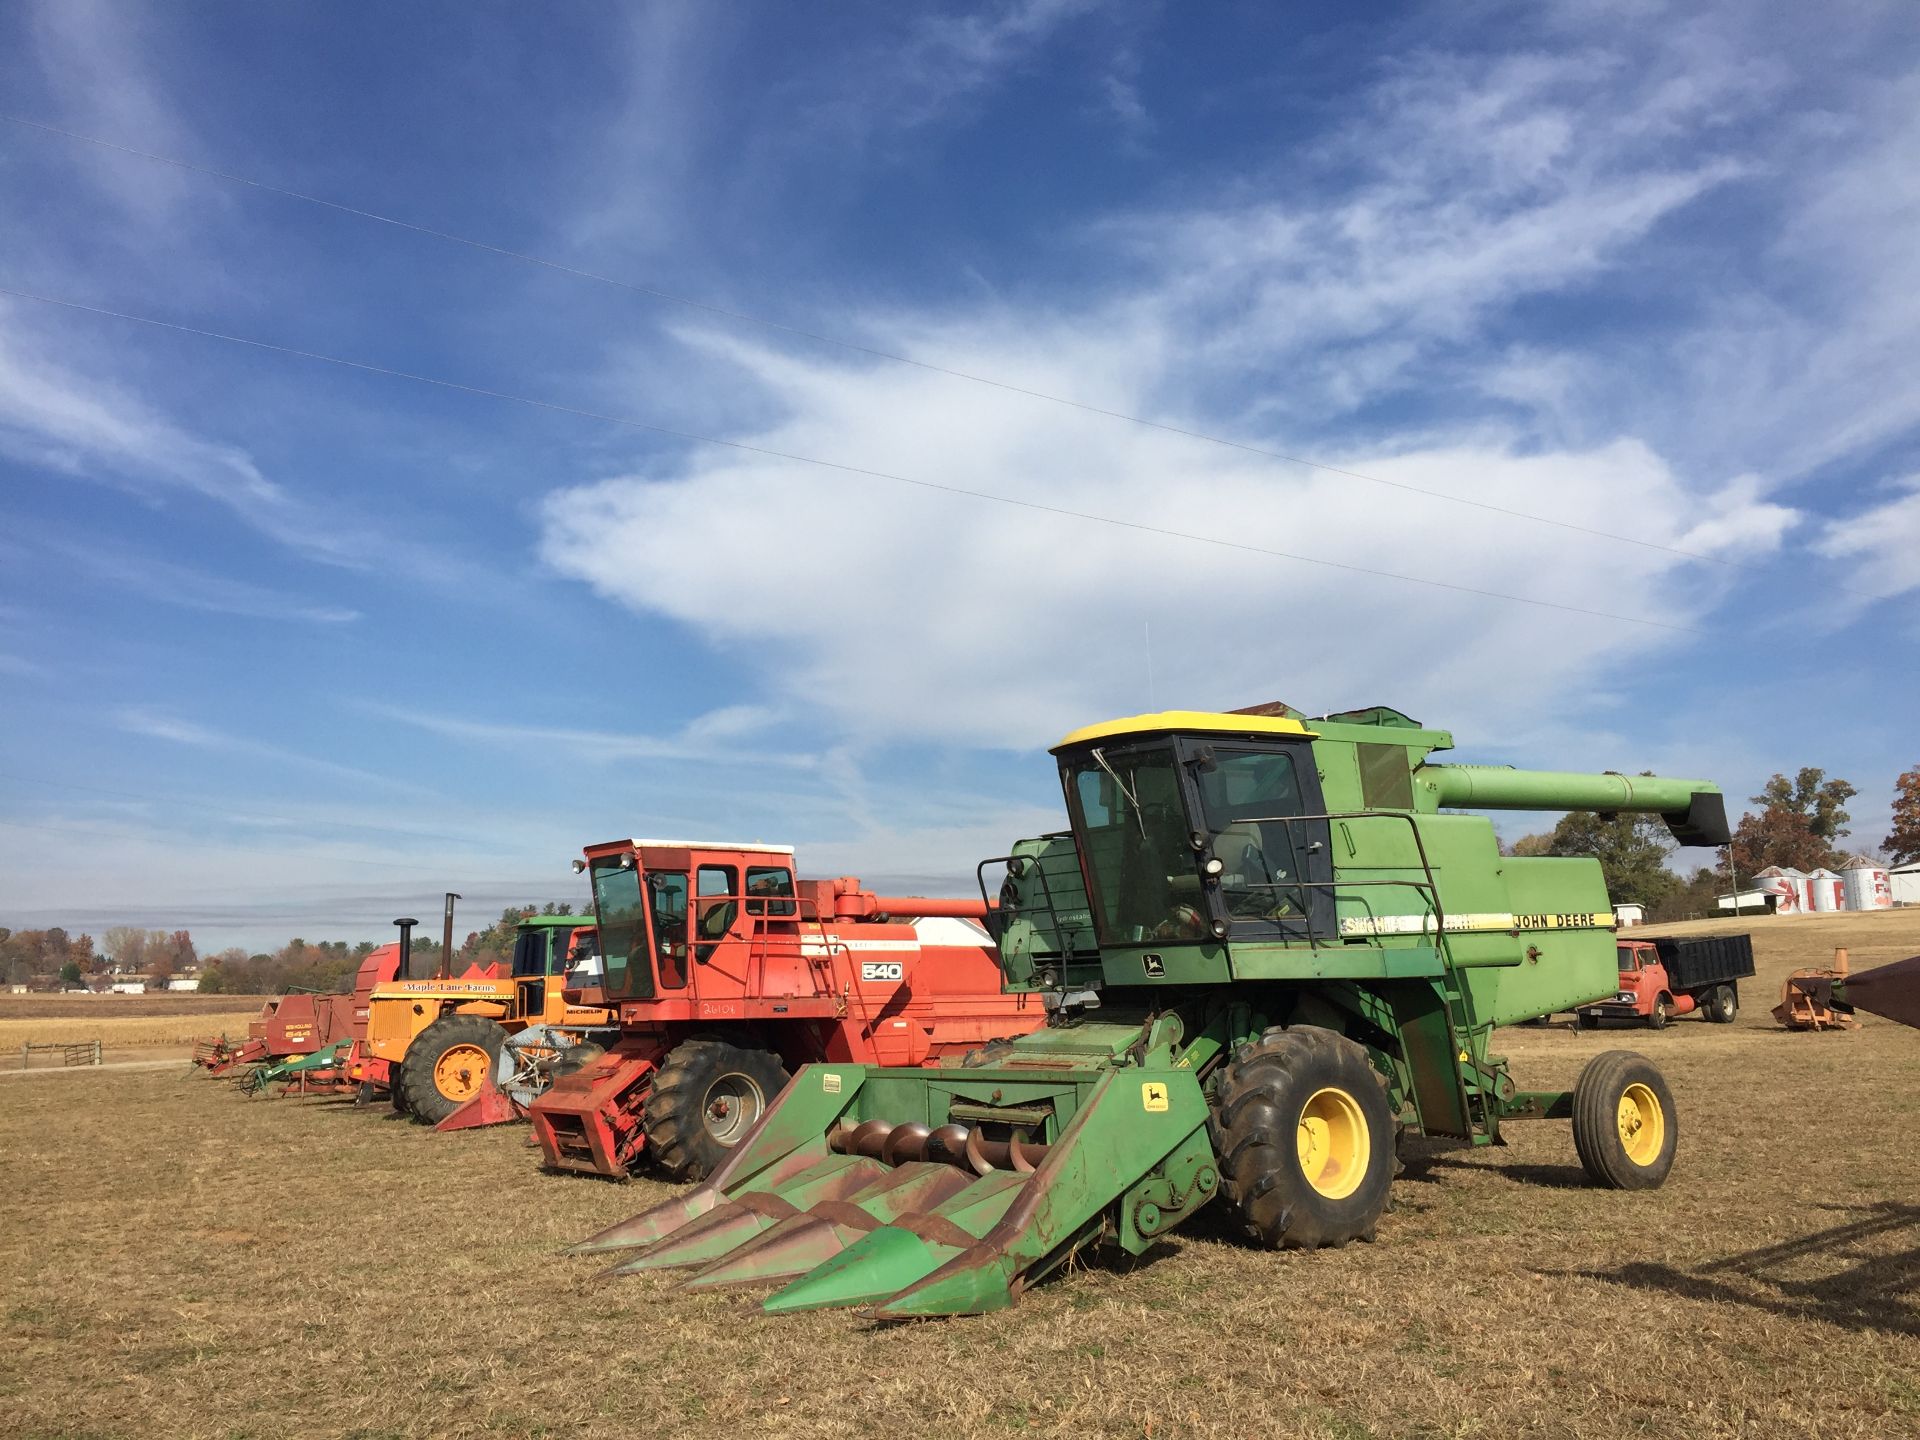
[[1, 911, 1917, 1439]]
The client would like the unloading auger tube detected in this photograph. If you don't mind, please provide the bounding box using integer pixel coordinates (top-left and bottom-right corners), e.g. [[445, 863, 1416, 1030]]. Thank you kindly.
[[573, 703, 1727, 1318]]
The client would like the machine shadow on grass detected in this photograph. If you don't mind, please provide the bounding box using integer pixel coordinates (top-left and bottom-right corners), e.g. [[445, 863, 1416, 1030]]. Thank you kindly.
[[1402, 1134, 1590, 1190], [1551, 1201, 1920, 1338]]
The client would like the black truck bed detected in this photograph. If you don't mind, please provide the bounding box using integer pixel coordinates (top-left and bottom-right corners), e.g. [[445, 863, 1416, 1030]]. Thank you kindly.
[[1650, 933, 1756, 991]]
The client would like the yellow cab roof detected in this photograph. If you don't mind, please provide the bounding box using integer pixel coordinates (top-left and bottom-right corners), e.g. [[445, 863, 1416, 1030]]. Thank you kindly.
[[1051, 709, 1316, 754]]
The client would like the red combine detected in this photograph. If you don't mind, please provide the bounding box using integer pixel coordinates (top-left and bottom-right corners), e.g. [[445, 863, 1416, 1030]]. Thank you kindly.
[[529, 839, 1043, 1181], [192, 941, 404, 1078]]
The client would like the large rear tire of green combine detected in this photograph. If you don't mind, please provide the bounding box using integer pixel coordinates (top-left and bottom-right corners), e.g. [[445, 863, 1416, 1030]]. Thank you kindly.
[[398, 1015, 508, 1125], [1571, 1050, 1677, 1190], [1213, 1025, 1395, 1250], [643, 1036, 790, 1182]]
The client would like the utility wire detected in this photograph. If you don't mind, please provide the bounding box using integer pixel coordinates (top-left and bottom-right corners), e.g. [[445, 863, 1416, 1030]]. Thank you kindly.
[[0, 282, 1696, 633], [1, 110, 1865, 599]]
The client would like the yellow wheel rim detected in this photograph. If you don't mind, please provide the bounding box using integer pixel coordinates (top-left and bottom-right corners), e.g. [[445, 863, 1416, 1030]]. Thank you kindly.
[[1296, 1086, 1370, 1200], [432, 1043, 491, 1102], [1616, 1082, 1665, 1166]]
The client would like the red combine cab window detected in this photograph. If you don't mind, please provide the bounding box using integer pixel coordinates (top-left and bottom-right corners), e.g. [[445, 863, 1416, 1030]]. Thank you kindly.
[[648, 872, 690, 989], [695, 866, 740, 966]]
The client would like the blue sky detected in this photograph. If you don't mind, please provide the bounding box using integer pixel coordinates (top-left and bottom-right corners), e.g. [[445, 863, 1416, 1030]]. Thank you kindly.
[[2, 0, 1917, 952]]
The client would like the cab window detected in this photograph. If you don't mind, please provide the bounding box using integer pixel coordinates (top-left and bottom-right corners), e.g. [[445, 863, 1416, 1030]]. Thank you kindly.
[[1191, 746, 1314, 935], [746, 865, 797, 918], [648, 872, 690, 989], [591, 863, 650, 999], [694, 865, 739, 964], [510, 926, 550, 978]]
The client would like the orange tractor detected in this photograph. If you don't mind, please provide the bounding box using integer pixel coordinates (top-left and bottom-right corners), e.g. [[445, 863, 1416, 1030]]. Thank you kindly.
[[343, 914, 612, 1124], [529, 839, 1044, 1181]]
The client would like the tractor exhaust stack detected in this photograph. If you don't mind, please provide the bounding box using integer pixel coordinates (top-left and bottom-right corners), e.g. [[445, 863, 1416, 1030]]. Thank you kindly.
[[392, 917, 418, 981]]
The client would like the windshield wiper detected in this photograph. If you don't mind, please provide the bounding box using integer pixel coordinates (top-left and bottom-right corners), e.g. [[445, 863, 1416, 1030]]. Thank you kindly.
[[1091, 746, 1148, 838]]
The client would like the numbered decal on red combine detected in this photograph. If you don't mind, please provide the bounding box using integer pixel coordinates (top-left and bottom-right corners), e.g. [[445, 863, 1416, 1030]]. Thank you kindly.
[[860, 961, 905, 983]]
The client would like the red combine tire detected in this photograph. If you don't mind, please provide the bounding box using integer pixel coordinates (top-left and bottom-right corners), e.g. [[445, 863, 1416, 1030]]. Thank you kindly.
[[399, 1015, 509, 1125], [642, 1036, 790, 1182]]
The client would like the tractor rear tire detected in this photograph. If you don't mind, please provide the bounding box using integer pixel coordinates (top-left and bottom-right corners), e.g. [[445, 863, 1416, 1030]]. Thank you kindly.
[[1571, 1050, 1677, 1190], [643, 1036, 790, 1182], [398, 1015, 508, 1124], [1704, 985, 1738, 1024], [1212, 1025, 1395, 1250]]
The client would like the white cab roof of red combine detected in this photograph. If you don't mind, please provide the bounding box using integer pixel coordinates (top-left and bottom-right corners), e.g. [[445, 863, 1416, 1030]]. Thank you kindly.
[[621, 838, 796, 855]]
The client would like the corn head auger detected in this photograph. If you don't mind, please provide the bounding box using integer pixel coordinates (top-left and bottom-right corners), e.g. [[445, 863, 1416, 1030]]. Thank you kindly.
[[572, 704, 1735, 1319]]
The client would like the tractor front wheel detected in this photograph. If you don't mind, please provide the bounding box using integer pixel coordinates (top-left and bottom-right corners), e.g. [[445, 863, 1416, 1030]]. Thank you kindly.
[[1212, 1025, 1395, 1250], [398, 1015, 508, 1124], [642, 1036, 790, 1181], [1571, 1050, 1677, 1190]]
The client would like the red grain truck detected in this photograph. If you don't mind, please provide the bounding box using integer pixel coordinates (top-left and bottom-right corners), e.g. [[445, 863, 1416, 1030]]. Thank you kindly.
[[1577, 933, 1756, 1029]]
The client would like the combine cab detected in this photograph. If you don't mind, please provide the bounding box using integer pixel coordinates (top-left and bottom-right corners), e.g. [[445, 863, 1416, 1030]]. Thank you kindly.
[[529, 841, 1042, 1181], [348, 916, 613, 1124], [577, 704, 1741, 1316]]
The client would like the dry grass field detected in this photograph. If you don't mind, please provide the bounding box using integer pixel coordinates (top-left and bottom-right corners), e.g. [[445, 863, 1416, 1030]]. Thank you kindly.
[[2, 909, 1916, 1439], [0, 1002, 262, 1065], [0, 994, 275, 1020]]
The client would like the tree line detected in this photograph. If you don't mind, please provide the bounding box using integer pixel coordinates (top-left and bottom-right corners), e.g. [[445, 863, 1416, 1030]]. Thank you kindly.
[[1509, 763, 1920, 920], [197, 902, 577, 994], [2, 903, 575, 995]]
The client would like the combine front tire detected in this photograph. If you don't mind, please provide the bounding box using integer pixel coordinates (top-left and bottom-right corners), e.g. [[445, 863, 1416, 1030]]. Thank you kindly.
[[398, 1015, 508, 1124], [1571, 1050, 1677, 1190], [643, 1036, 789, 1181], [1213, 1026, 1395, 1250]]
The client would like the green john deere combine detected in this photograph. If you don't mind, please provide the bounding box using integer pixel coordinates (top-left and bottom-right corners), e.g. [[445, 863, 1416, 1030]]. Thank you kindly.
[[572, 703, 1732, 1318]]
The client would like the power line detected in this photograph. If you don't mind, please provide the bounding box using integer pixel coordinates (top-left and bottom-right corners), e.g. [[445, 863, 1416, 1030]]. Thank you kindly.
[[2, 109, 1862, 600], [0, 283, 1698, 633]]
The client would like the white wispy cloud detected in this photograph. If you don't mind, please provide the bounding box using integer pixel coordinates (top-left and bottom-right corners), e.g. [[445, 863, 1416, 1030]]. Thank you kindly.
[[359, 701, 818, 768], [0, 307, 375, 567], [537, 14, 1832, 753], [1816, 476, 1920, 600], [23, 0, 213, 226], [1, 532, 360, 624], [116, 708, 435, 796]]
